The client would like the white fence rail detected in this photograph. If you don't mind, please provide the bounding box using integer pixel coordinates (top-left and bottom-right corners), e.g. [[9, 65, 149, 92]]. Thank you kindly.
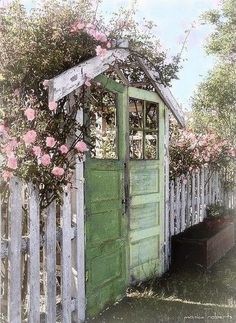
[[166, 166, 235, 266], [0, 177, 85, 323]]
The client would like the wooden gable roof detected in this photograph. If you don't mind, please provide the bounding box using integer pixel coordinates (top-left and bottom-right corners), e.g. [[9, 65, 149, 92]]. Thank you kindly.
[[48, 41, 185, 127]]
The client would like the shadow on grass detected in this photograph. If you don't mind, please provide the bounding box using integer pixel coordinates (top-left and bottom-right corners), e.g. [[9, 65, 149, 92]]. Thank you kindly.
[[87, 246, 236, 323]]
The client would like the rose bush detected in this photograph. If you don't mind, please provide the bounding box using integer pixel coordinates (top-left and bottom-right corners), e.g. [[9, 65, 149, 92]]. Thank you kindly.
[[170, 125, 235, 179], [0, 0, 179, 206]]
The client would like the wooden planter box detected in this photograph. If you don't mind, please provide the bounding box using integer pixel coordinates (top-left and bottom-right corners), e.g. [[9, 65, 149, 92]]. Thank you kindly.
[[172, 221, 235, 269]]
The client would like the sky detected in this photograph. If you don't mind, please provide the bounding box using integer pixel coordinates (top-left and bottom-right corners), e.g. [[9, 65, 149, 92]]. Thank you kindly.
[[99, 0, 220, 110], [6, 0, 220, 110]]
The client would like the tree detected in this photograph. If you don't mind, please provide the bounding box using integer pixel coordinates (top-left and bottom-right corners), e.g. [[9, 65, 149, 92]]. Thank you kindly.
[[0, 0, 180, 205], [191, 0, 236, 146]]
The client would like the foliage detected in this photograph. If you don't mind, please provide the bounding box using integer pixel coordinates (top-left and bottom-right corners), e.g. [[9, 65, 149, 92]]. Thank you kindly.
[[169, 126, 235, 179], [0, 0, 179, 207], [206, 203, 225, 218], [191, 0, 236, 146], [203, 0, 236, 62]]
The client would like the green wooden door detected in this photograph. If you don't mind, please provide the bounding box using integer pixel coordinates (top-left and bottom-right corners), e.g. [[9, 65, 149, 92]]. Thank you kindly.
[[85, 77, 128, 316], [85, 159, 127, 316], [85, 76, 166, 315], [127, 87, 165, 282]]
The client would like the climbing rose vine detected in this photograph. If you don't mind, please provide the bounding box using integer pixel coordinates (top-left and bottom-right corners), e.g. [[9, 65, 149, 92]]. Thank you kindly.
[[170, 126, 235, 179], [0, 0, 179, 206]]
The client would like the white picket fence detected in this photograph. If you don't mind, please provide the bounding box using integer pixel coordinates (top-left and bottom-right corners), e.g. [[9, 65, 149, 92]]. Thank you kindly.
[[166, 166, 236, 266], [0, 176, 85, 323]]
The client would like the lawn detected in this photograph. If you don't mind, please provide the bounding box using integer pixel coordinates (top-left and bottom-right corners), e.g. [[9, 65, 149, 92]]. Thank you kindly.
[[88, 245, 236, 322]]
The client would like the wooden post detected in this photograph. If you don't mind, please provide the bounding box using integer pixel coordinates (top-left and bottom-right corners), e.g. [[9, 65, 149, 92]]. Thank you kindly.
[[170, 180, 175, 237], [8, 178, 22, 323], [196, 170, 200, 224], [46, 201, 57, 323], [164, 109, 170, 270], [28, 184, 40, 323], [180, 176, 186, 232], [62, 191, 72, 323], [186, 173, 191, 228], [175, 177, 181, 234], [191, 171, 196, 225], [0, 193, 2, 319], [200, 167, 205, 220]]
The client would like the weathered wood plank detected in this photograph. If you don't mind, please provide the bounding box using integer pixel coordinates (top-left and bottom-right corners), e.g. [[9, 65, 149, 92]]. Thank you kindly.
[[170, 180, 175, 236], [46, 201, 57, 323], [180, 176, 186, 232], [28, 184, 40, 323], [175, 177, 181, 234], [0, 193, 2, 318], [1, 226, 76, 259], [75, 160, 86, 322], [62, 191, 72, 323], [191, 171, 196, 225], [8, 178, 22, 323], [200, 167, 205, 220], [135, 56, 185, 127], [196, 170, 200, 224], [164, 109, 170, 269], [186, 173, 191, 228], [49, 49, 130, 102]]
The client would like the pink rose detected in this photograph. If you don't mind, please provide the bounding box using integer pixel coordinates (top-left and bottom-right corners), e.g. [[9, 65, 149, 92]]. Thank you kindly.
[[75, 141, 88, 153], [41, 154, 51, 166], [85, 76, 92, 87], [2, 170, 13, 181], [49, 101, 57, 111], [93, 30, 107, 43], [107, 41, 112, 48], [7, 155, 17, 170], [32, 146, 42, 157], [59, 144, 69, 154], [42, 79, 49, 88], [0, 124, 8, 137], [95, 45, 107, 58], [52, 167, 65, 177], [24, 108, 36, 121], [2, 138, 18, 155], [23, 130, 37, 145], [46, 136, 56, 148], [70, 21, 85, 33]]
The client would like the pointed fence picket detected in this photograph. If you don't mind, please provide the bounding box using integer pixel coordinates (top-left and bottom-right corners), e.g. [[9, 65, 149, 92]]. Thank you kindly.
[[166, 166, 236, 266], [0, 177, 85, 323]]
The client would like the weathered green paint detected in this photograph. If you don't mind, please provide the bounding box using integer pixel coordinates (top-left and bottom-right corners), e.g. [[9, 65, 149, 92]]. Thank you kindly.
[[85, 77, 128, 317], [85, 75, 166, 316], [85, 159, 127, 316], [128, 86, 163, 104]]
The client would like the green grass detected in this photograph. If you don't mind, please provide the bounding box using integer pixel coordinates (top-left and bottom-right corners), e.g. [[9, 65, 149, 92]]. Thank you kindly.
[[87, 245, 236, 322]]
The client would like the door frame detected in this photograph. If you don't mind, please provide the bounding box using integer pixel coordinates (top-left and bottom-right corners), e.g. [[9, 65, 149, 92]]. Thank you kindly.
[[89, 74, 166, 281]]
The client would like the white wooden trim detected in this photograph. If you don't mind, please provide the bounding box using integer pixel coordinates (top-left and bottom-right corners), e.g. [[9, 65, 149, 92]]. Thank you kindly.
[[164, 109, 170, 270], [75, 160, 86, 322], [62, 191, 72, 323], [180, 176, 186, 232], [135, 56, 185, 127], [8, 178, 22, 323], [0, 193, 2, 317], [28, 184, 40, 323], [49, 49, 130, 102], [46, 201, 57, 323]]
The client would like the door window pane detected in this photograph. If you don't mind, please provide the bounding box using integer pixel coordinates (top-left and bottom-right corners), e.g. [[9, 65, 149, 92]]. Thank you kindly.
[[129, 98, 159, 160], [129, 99, 143, 129], [129, 130, 143, 159], [89, 91, 118, 159], [146, 103, 158, 130], [145, 132, 158, 159]]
